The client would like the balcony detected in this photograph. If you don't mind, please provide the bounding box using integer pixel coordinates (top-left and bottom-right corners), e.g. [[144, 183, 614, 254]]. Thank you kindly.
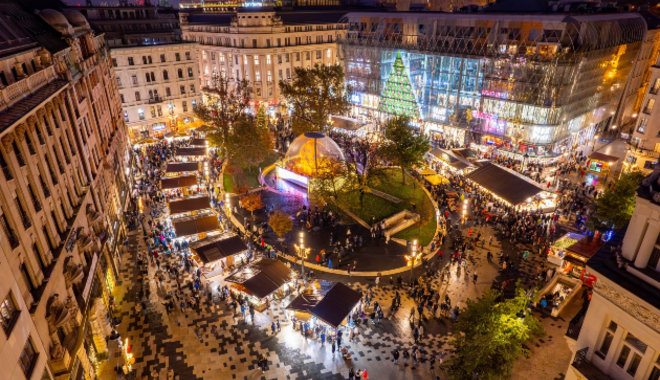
[[570, 348, 613, 380], [0, 64, 58, 111], [148, 96, 162, 104]]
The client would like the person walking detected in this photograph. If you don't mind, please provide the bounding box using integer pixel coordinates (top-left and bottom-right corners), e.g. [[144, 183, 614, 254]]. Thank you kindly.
[[361, 369, 369, 379], [392, 348, 400, 364], [332, 339, 336, 356], [348, 367, 355, 380]]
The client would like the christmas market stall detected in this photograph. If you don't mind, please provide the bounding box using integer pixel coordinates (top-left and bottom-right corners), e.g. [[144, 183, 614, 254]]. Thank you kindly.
[[286, 281, 362, 335], [172, 212, 220, 238], [466, 162, 556, 211], [190, 233, 248, 279], [160, 174, 198, 190], [189, 138, 207, 147], [168, 195, 211, 217], [225, 258, 293, 311], [426, 148, 476, 175], [165, 162, 201, 175], [586, 151, 619, 177], [175, 147, 207, 160]]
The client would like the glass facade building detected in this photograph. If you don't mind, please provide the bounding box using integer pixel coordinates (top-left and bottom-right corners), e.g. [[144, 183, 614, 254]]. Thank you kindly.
[[340, 12, 646, 158]]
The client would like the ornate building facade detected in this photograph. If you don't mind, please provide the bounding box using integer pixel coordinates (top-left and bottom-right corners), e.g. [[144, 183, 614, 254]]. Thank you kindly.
[[112, 43, 201, 140], [180, 8, 346, 114], [0, 3, 128, 380]]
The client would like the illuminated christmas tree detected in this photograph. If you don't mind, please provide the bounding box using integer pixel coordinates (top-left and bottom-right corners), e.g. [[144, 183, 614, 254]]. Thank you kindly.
[[378, 51, 420, 120]]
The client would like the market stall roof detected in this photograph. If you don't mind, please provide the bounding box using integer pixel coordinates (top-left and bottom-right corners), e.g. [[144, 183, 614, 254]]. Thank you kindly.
[[424, 174, 445, 186], [176, 147, 207, 156], [191, 234, 247, 264], [467, 162, 545, 205], [331, 115, 366, 131], [160, 175, 197, 189], [166, 162, 200, 173], [225, 259, 292, 299], [310, 282, 361, 328], [588, 152, 619, 163], [286, 292, 325, 313], [189, 138, 207, 146], [428, 148, 475, 172], [168, 195, 211, 215], [172, 213, 219, 237], [567, 237, 604, 259]]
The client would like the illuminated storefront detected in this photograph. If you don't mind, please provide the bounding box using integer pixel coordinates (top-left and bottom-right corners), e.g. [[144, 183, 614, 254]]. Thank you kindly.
[[341, 12, 644, 158]]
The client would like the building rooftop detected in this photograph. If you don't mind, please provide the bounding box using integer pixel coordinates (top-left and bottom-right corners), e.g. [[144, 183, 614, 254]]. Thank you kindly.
[[586, 232, 660, 311], [186, 9, 347, 25], [0, 0, 69, 55]]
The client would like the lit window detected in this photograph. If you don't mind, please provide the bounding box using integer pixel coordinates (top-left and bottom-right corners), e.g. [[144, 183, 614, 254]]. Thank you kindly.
[[327, 49, 332, 58], [651, 78, 660, 94], [244, 56, 248, 65], [0, 292, 19, 335], [255, 71, 260, 82], [266, 55, 271, 65], [645, 98, 655, 114], [254, 55, 259, 65], [138, 109, 145, 120], [267, 71, 272, 82], [18, 338, 38, 378]]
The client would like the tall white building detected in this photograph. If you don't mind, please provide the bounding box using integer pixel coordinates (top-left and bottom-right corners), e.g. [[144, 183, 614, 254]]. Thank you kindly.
[[112, 43, 201, 140], [565, 175, 660, 380], [180, 8, 346, 114]]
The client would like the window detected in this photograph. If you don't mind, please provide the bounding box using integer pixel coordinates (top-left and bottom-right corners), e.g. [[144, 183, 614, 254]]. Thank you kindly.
[[182, 101, 187, 112], [24, 132, 35, 155], [267, 71, 272, 82], [648, 355, 660, 380], [277, 38, 281, 47], [185, 51, 191, 60], [277, 55, 282, 64], [0, 210, 17, 248], [316, 50, 321, 59], [286, 68, 290, 79], [0, 292, 19, 335], [175, 53, 181, 61], [160, 54, 166, 63], [150, 106, 156, 118], [638, 117, 647, 133], [180, 85, 185, 95], [597, 321, 617, 358], [124, 110, 129, 122], [12, 141, 25, 166], [15, 196, 30, 228], [188, 67, 193, 77], [18, 338, 38, 378], [615, 333, 647, 377], [278, 69, 282, 80], [157, 105, 162, 117], [252, 39, 257, 48], [28, 184, 41, 211], [142, 56, 147, 64], [244, 55, 248, 65], [327, 49, 332, 58], [254, 55, 259, 65], [178, 68, 183, 78], [163, 70, 169, 80], [116, 77, 121, 87], [306, 52, 310, 61], [138, 108, 145, 120], [190, 84, 195, 93], [134, 91, 141, 101], [651, 78, 660, 95], [119, 93, 125, 103], [148, 56, 152, 64], [295, 52, 300, 62], [192, 100, 197, 110], [151, 72, 155, 82], [111, 58, 117, 67], [266, 39, 271, 48], [128, 57, 134, 65], [166, 87, 171, 97], [255, 71, 260, 82], [145, 73, 150, 83], [645, 98, 655, 114], [35, 125, 44, 145]]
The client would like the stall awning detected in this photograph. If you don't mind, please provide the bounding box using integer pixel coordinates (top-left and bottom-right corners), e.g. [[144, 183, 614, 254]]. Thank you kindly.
[[189, 138, 207, 146], [424, 174, 444, 186], [191, 234, 247, 264], [160, 175, 197, 189], [429, 148, 475, 172], [225, 259, 292, 299], [588, 152, 619, 163], [172, 213, 219, 237], [286, 293, 324, 313], [166, 162, 200, 173], [567, 237, 603, 260], [176, 147, 207, 156], [467, 162, 545, 205], [168, 196, 210, 215], [310, 282, 361, 328]]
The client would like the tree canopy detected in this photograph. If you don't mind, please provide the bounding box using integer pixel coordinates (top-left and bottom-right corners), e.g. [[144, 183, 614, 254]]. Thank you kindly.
[[590, 171, 644, 230], [444, 286, 544, 380], [378, 115, 429, 184], [226, 115, 273, 170], [268, 209, 293, 238], [279, 64, 350, 135], [194, 74, 251, 151]]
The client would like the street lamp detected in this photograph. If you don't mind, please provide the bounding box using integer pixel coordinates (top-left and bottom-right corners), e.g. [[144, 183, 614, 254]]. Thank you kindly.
[[404, 239, 421, 284], [294, 231, 310, 280]]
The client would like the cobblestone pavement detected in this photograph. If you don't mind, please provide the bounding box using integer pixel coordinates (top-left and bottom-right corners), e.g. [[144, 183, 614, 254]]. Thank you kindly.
[[98, 218, 574, 380]]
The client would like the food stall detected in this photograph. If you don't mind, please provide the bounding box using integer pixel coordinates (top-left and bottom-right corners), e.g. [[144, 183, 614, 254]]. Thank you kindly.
[[547, 233, 582, 267], [165, 162, 201, 176], [175, 147, 208, 161], [587, 152, 619, 177], [168, 195, 211, 217], [172, 212, 221, 240], [286, 281, 362, 334], [224, 258, 293, 311], [190, 233, 248, 279]]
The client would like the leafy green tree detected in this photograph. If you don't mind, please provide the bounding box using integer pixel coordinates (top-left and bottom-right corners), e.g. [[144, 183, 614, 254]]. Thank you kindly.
[[226, 115, 273, 171], [590, 171, 644, 230], [445, 285, 544, 380], [194, 74, 251, 152], [279, 64, 349, 135], [378, 115, 429, 184]]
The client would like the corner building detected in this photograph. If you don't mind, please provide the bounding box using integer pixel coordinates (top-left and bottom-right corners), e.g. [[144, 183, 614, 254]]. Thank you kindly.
[[341, 12, 645, 160], [180, 8, 346, 113], [0, 3, 128, 380], [565, 178, 660, 380]]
